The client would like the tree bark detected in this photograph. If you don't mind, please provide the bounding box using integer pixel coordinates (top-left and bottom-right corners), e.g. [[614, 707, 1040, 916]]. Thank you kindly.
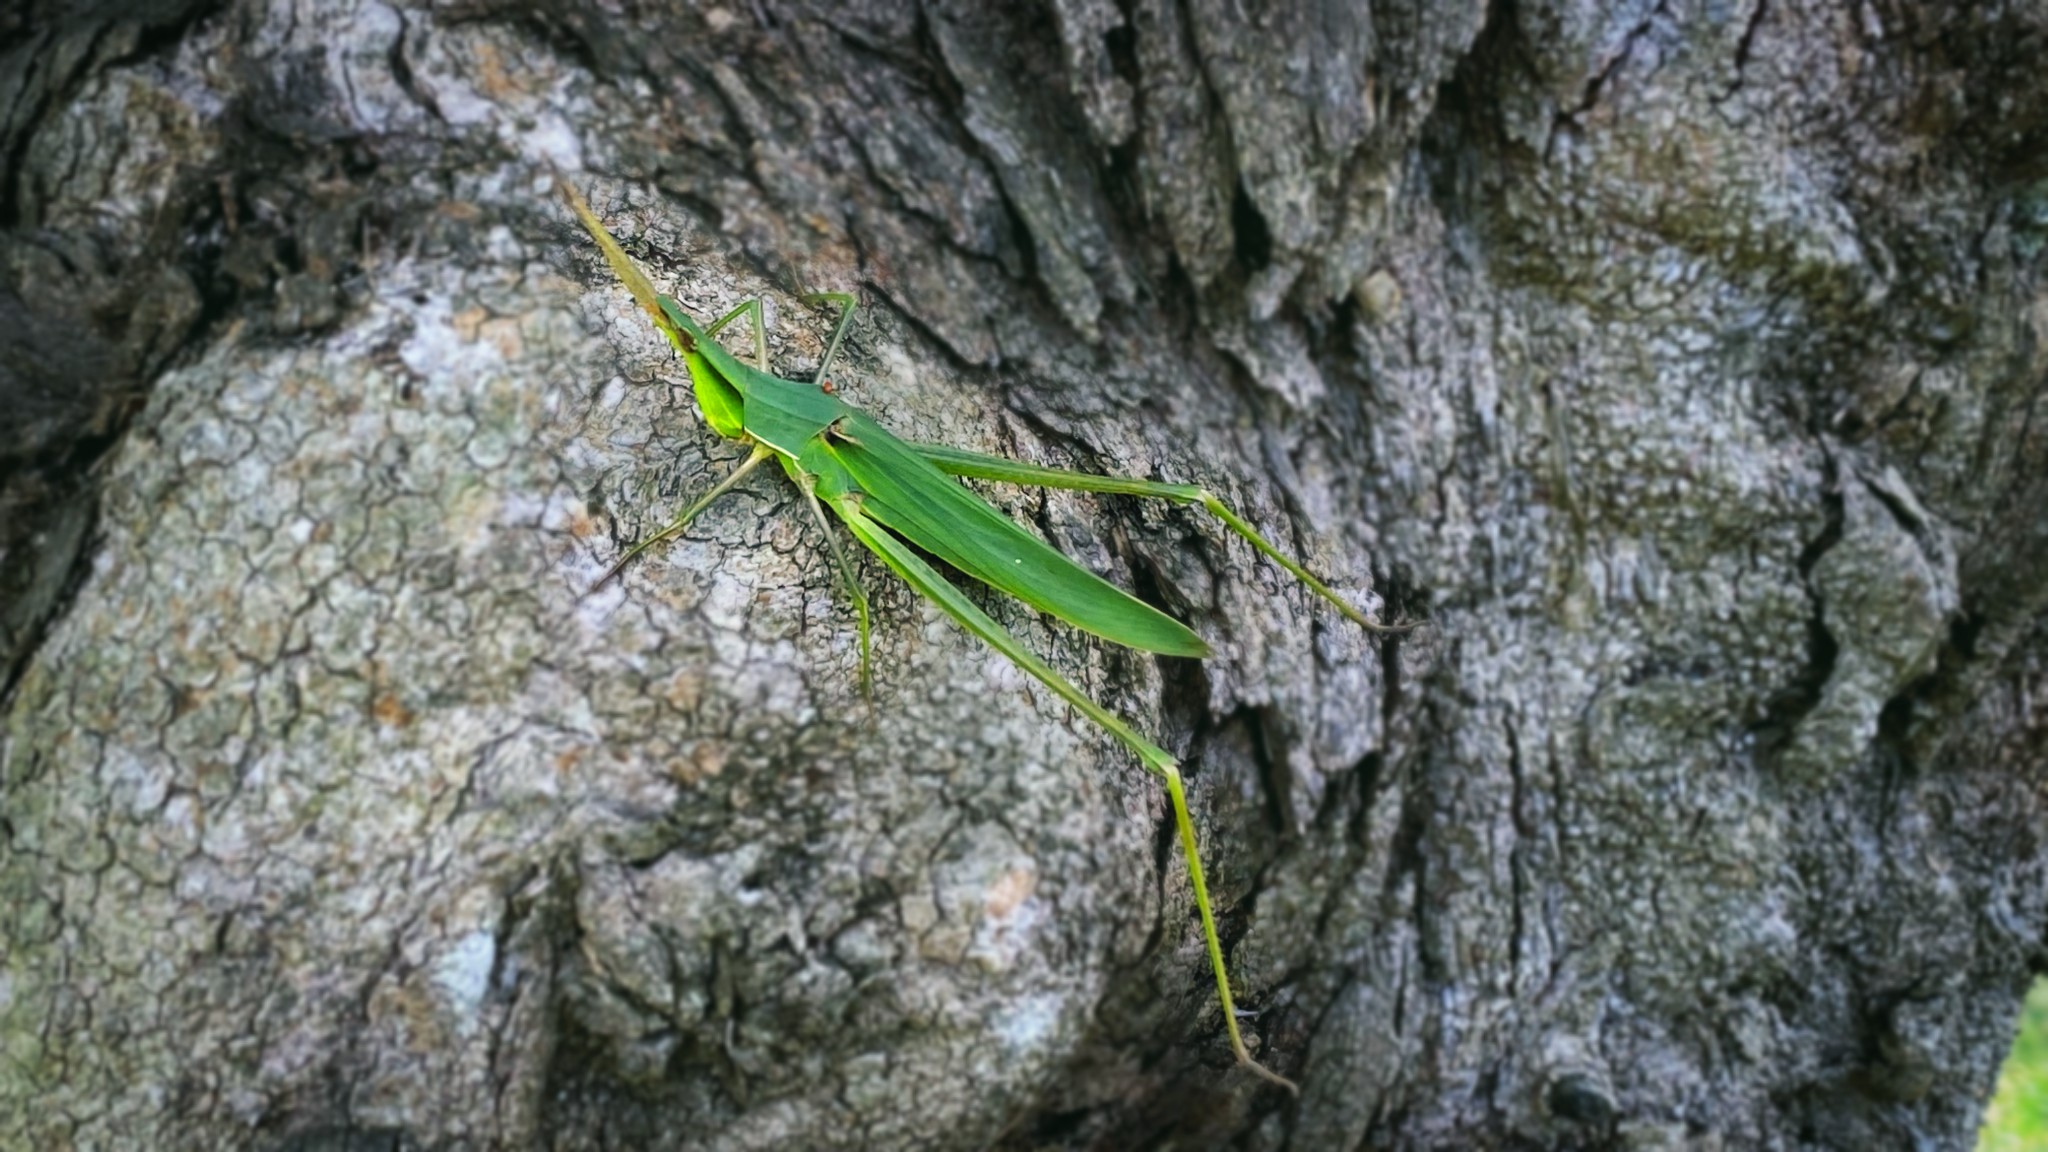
[[4, 1, 2047, 1149]]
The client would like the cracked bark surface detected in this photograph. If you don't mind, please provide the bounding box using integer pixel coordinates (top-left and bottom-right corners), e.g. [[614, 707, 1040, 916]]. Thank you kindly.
[[3, 1, 2047, 1149]]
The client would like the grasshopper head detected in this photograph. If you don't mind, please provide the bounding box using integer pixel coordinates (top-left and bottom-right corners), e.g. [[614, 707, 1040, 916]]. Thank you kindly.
[[659, 298, 746, 439]]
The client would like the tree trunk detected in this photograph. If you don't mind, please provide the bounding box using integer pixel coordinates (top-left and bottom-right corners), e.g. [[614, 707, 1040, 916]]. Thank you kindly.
[[4, 1, 2046, 1148]]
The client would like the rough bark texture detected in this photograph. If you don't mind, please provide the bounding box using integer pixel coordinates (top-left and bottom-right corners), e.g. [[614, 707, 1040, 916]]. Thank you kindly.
[[4, 1, 2047, 1149]]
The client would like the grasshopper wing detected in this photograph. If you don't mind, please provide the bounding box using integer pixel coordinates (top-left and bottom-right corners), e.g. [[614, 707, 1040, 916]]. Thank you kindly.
[[822, 415, 1210, 659]]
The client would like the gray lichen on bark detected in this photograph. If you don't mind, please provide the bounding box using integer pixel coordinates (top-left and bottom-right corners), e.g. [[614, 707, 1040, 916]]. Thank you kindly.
[[3, 1, 2047, 1150]]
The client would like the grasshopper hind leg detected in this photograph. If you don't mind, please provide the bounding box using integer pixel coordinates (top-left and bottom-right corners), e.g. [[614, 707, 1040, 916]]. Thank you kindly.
[[829, 499, 1301, 1093]]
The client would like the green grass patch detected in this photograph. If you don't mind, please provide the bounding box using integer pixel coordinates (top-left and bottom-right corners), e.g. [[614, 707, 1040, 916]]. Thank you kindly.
[[1980, 979, 2048, 1152]]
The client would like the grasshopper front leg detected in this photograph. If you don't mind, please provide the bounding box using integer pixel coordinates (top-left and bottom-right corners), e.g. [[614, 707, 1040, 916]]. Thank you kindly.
[[799, 291, 858, 389], [705, 291, 855, 388], [591, 444, 776, 591]]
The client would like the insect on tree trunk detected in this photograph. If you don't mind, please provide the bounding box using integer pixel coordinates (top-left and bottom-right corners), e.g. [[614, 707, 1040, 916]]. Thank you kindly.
[[3, 1, 2047, 1149]]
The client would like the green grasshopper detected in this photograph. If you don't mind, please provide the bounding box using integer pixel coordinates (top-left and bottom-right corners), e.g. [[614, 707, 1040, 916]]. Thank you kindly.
[[560, 177, 1404, 1092]]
